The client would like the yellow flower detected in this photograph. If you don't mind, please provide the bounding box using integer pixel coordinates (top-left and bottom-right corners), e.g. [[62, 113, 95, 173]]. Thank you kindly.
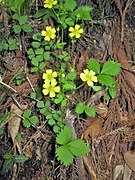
[[42, 80, 60, 98], [69, 24, 83, 38], [42, 69, 57, 83], [41, 26, 56, 41], [44, 0, 57, 9], [80, 69, 98, 87], [0, 0, 2, 2]]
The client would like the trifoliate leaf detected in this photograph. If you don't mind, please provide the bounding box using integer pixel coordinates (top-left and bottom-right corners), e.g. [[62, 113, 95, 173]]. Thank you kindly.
[[85, 106, 96, 117], [97, 75, 115, 87], [56, 145, 74, 166], [75, 102, 85, 114], [29, 116, 38, 125], [101, 61, 121, 76], [87, 59, 100, 74], [36, 101, 45, 108], [56, 126, 72, 145], [63, 0, 76, 11], [109, 87, 116, 99], [23, 109, 31, 118], [23, 119, 31, 128], [14, 155, 28, 163], [67, 139, 90, 157]]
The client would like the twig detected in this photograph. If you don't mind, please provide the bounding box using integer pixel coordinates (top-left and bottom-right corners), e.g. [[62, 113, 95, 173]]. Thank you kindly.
[[0, 81, 17, 93]]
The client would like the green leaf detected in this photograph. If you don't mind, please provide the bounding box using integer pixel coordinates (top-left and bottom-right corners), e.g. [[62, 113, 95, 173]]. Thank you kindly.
[[85, 106, 96, 117], [44, 51, 50, 60], [101, 61, 121, 76], [23, 119, 31, 128], [18, 15, 28, 25], [32, 33, 41, 41], [23, 109, 31, 118], [46, 114, 53, 119], [32, 42, 41, 48], [65, 18, 74, 26], [64, 0, 76, 11], [56, 145, 74, 166], [29, 116, 38, 125], [92, 86, 102, 92], [4, 153, 13, 159], [14, 155, 28, 163], [48, 118, 55, 125], [75, 102, 85, 114], [45, 101, 51, 108], [36, 101, 44, 108], [56, 126, 72, 145], [61, 99, 67, 106], [87, 59, 100, 74], [35, 48, 43, 55], [13, 25, 21, 33], [31, 67, 39, 72], [34, 9, 48, 18], [53, 125, 60, 133], [39, 62, 46, 70], [97, 75, 115, 87], [71, 6, 93, 20], [22, 24, 32, 32], [109, 87, 116, 99], [67, 139, 90, 157], [2, 159, 14, 171], [31, 58, 39, 66], [105, 92, 110, 102]]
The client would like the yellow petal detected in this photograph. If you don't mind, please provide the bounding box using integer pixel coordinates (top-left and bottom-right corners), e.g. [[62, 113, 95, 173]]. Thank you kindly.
[[80, 73, 87, 81], [42, 73, 47, 79], [52, 28, 56, 33], [41, 30, 46, 36], [92, 76, 98, 82], [54, 86, 60, 92], [50, 91, 55, 97], [87, 81, 94, 87], [51, 80, 57, 86], [46, 26, 52, 31], [45, 36, 50, 41], [46, 69, 52, 74], [43, 82, 49, 88], [52, 71, 57, 77], [75, 33, 81, 38], [42, 89, 49, 95], [75, 24, 80, 30], [69, 27, 74, 32], [53, 1, 57, 5], [83, 69, 89, 75], [89, 70, 96, 76], [78, 28, 84, 33], [50, 34, 56, 39], [69, 33, 75, 37]]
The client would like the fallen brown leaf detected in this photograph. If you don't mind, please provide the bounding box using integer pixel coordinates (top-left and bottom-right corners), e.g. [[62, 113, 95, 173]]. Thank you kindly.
[[124, 150, 135, 171], [83, 118, 102, 140]]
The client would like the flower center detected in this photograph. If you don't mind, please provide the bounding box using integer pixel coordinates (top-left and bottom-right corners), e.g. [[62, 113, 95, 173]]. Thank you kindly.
[[86, 74, 92, 81], [46, 30, 53, 37], [48, 85, 54, 91]]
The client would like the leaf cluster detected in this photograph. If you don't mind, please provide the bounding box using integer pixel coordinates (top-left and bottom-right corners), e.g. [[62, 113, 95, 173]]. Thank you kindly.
[[75, 102, 96, 117], [36, 101, 66, 133], [87, 59, 121, 99], [0, 38, 20, 51], [2, 153, 28, 172], [13, 15, 32, 34], [56, 126, 90, 166], [22, 109, 38, 128]]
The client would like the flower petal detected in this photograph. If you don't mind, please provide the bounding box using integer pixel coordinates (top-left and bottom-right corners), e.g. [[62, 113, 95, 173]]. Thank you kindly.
[[42, 89, 49, 95], [46, 69, 52, 74], [51, 80, 57, 86], [83, 69, 89, 75], [87, 81, 94, 87], [46, 26, 52, 31], [41, 30, 46, 36], [45, 36, 50, 41], [78, 28, 84, 33], [69, 33, 75, 37], [75, 24, 80, 30], [52, 71, 57, 77], [69, 27, 74, 32], [50, 91, 55, 97], [89, 70, 96, 76], [75, 33, 81, 38], [54, 86, 60, 92], [50, 34, 56, 39], [42, 73, 47, 79], [92, 76, 98, 82], [80, 73, 87, 81]]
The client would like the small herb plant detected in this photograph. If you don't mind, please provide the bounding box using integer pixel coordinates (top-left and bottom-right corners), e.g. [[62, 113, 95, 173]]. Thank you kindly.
[[0, 38, 20, 51], [56, 126, 90, 166], [22, 109, 39, 128], [2, 153, 28, 171], [13, 15, 32, 34]]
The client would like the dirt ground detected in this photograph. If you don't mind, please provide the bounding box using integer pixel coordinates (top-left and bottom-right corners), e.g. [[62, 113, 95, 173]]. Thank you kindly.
[[0, 0, 135, 180]]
